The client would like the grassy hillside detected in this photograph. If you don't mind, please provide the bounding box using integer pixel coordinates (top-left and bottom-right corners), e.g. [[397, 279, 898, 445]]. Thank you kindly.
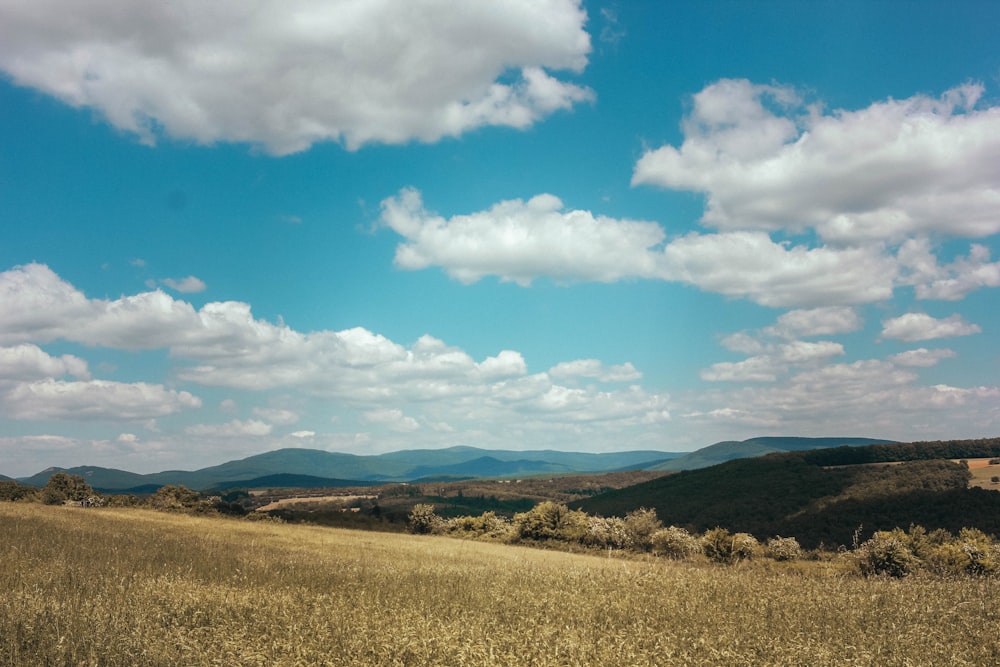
[[578, 439, 1000, 548], [4, 503, 999, 666], [652, 436, 896, 471]]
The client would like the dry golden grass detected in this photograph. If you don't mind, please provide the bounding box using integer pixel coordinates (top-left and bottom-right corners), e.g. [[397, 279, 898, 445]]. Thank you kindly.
[[955, 457, 1000, 490], [2, 503, 999, 666]]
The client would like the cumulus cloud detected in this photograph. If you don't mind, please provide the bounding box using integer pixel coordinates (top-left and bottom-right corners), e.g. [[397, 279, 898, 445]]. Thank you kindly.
[[881, 313, 982, 342], [898, 239, 1000, 301], [381, 190, 897, 306], [658, 232, 894, 307], [185, 419, 273, 438], [625, 79, 1000, 310], [381, 188, 666, 285], [701, 340, 844, 383], [762, 307, 862, 339], [1, 379, 201, 421], [0, 263, 669, 449], [632, 79, 1000, 243], [362, 408, 420, 433], [548, 359, 642, 382], [0, 0, 592, 154], [0, 344, 90, 381], [690, 358, 1000, 441], [890, 348, 957, 368]]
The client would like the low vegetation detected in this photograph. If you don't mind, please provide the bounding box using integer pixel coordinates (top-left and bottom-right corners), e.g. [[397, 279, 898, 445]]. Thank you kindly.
[[4, 503, 1000, 666]]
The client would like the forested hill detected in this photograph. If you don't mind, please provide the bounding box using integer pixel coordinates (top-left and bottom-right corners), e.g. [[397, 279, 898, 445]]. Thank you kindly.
[[651, 436, 896, 471], [576, 437, 1000, 549]]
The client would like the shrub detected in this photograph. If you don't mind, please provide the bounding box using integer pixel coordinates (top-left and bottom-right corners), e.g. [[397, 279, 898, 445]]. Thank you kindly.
[[149, 485, 206, 512], [407, 504, 443, 534], [513, 501, 589, 542], [702, 527, 760, 564], [0, 481, 37, 503], [624, 507, 663, 552], [651, 526, 700, 560], [766, 536, 802, 561], [41, 472, 95, 505], [443, 511, 512, 540], [584, 516, 633, 550], [856, 529, 919, 577]]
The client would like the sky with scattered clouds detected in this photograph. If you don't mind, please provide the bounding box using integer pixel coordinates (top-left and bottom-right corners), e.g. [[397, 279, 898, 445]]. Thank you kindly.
[[2, 0, 999, 476]]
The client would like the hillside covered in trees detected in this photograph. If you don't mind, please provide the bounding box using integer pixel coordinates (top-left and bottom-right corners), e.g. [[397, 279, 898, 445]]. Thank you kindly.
[[576, 438, 1000, 549]]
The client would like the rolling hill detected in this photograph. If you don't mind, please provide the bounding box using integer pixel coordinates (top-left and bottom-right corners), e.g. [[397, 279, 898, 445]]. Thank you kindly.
[[15, 446, 683, 492], [577, 437, 1000, 548], [651, 436, 896, 471]]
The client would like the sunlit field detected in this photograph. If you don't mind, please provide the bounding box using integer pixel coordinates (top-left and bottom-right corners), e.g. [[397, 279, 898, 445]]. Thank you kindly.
[[3, 503, 999, 666]]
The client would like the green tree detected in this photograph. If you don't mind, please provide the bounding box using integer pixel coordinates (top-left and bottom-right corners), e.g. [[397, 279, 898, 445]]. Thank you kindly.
[[41, 472, 94, 505]]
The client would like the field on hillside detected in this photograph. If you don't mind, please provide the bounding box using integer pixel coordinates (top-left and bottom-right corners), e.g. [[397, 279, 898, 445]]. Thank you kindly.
[[3, 504, 999, 666], [956, 457, 1000, 490]]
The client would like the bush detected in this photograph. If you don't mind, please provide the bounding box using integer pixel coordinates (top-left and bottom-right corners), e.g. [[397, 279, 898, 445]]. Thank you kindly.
[[148, 485, 206, 511], [408, 504, 443, 534], [584, 516, 633, 550], [624, 507, 662, 552], [443, 511, 512, 540], [702, 527, 760, 564], [41, 473, 95, 505], [651, 526, 700, 560], [766, 536, 802, 561], [856, 529, 919, 577], [513, 501, 589, 542], [0, 481, 38, 502]]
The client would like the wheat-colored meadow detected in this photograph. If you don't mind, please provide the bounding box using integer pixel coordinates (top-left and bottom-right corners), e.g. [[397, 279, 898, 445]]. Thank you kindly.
[[2, 503, 999, 666]]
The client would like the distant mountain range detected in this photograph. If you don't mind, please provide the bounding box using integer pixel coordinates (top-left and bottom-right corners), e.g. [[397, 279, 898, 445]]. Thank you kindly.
[[8, 437, 897, 492], [650, 436, 896, 471], [12, 446, 684, 492]]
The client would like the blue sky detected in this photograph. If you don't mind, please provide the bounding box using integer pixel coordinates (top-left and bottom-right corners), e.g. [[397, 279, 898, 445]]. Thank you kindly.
[[2, 1, 999, 476]]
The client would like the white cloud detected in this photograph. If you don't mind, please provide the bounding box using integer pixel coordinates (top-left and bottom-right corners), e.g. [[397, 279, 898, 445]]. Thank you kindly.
[[0, 0, 592, 154], [0, 263, 671, 453], [1, 379, 201, 421], [381, 190, 898, 306], [689, 358, 1000, 441], [890, 348, 957, 368], [898, 239, 1000, 301], [881, 313, 982, 342], [381, 188, 665, 285], [701, 340, 844, 383], [362, 408, 420, 432], [632, 79, 1000, 243], [161, 276, 207, 293], [763, 307, 862, 339], [288, 430, 315, 439], [548, 359, 642, 382], [658, 232, 895, 307], [185, 419, 273, 438], [701, 356, 780, 383], [0, 344, 90, 381]]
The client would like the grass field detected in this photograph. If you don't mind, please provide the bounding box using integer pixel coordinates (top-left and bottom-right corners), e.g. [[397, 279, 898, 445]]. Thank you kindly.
[[2, 503, 999, 666], [957, 457, 1000, 490]]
